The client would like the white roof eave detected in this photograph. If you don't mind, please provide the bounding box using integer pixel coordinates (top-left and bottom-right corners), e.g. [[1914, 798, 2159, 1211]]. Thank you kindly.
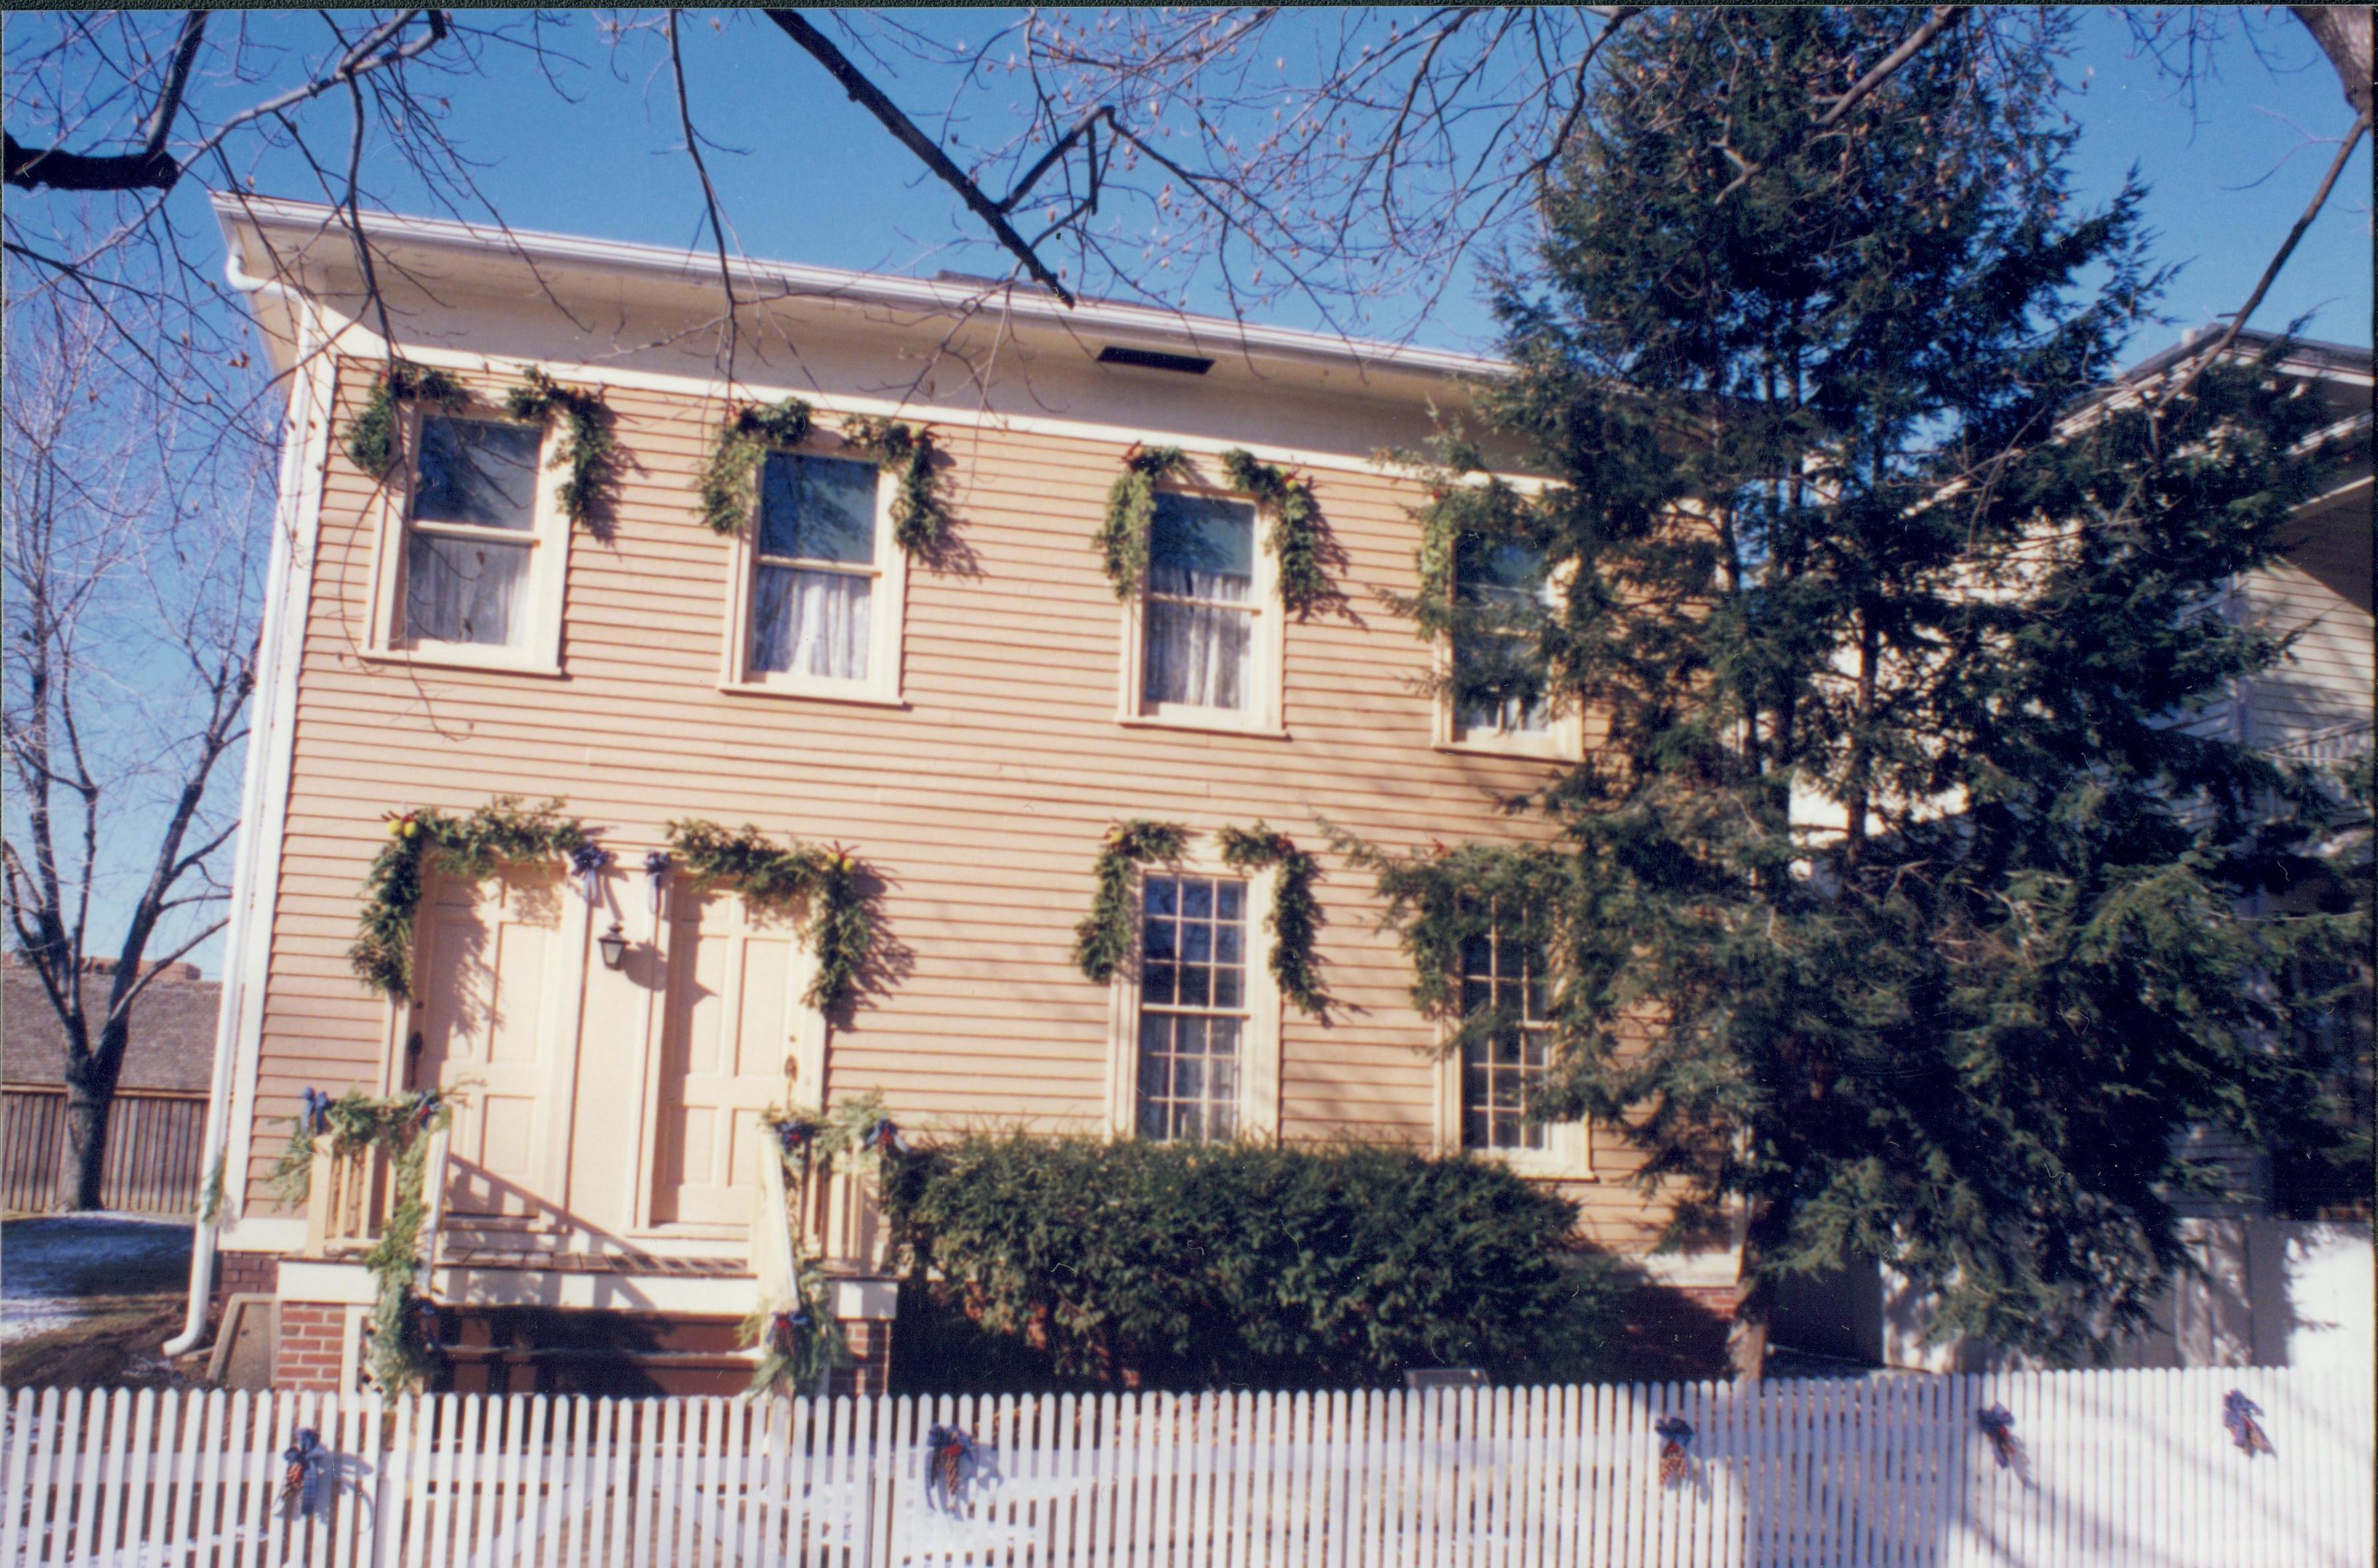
[[210, 192, 1508, 387]]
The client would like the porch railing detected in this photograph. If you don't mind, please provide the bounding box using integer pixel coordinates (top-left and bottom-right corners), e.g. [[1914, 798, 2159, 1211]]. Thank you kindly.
[[756, 1141, 895, 1282], [300, 1124, 451, 1276]]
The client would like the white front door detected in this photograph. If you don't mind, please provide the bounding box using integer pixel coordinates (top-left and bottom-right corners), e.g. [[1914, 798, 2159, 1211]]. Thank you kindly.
[[646, 885, 820, 1228], [414, 871, 580, 1226]]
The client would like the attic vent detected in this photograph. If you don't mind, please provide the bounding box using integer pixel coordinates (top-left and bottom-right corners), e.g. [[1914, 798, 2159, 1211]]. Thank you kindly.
[[1097, 346, 1214, 376]]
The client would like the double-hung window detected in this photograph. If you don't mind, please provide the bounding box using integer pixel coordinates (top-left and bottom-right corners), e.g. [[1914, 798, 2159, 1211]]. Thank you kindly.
[[1446, 909, 1586, 1173], [382, 410, 569, 672], [727, 448, 905, 702], [1128, 489, 1282, 732], [1445, 533, 1568, 752], [1458, 919, 1552, 1152], [1135, 872, 1249, 1141]]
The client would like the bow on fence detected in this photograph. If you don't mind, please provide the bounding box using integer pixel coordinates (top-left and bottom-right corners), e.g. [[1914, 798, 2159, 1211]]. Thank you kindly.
[[1654, 1415, 1694, 1489], [1976, 1404, 2024, 1471], [281, 1428, 333, 1519], [926, 1424, 978, 1513], [2224, 1390, 2274, 1458]]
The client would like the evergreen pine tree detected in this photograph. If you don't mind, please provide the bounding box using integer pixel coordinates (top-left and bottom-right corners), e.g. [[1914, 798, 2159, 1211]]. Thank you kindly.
[[1392, 8, 2366, 1376]]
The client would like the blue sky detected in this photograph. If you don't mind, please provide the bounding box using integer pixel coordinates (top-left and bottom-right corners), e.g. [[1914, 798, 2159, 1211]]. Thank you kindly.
[[39, 7, 2376, 977], [227, 7, 2371, 355]]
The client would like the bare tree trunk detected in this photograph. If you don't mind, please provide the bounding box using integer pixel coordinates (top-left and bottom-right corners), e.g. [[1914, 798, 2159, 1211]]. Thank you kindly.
[[1727, 1196, 1791, 1381], [56, 1011, 129, 1210], [2292, 7, 2373, 121]]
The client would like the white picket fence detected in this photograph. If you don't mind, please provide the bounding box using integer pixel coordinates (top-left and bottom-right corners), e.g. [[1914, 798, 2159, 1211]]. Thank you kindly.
[[4, 1365, 2369, 1567]]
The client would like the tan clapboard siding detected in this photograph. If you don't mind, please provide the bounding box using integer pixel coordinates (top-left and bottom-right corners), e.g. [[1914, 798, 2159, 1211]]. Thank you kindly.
[[243, 358, 1682, 1253], [2235, 561, 2375, 748]]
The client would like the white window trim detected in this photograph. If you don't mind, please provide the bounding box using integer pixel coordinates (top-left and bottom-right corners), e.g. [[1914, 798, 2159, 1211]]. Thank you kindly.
[[1105, 849, 1282, 1143], [1431, 938, 1592, 1180], [1432, 557, 1582, 760], [364, 399, 571, 677], [1117, 481, 1287, 738], [1436, 1037, 1592, 1179], [718, 445, 908, 706]]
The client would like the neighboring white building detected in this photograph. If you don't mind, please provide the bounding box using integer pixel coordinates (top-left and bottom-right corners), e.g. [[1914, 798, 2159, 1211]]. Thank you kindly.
[[1783, 329, 2375, 1376]]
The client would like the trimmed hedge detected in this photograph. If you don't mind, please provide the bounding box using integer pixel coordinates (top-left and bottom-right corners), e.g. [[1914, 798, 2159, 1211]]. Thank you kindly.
[[885, 1136, 1614, 1390]]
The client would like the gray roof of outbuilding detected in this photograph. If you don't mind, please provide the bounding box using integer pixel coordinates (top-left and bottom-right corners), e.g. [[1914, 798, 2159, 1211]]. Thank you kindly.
[[2, 960, 218, 1093]]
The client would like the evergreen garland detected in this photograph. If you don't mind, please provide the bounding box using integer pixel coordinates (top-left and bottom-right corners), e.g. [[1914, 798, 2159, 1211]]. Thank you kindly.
[[1219, 449, 1332, 616], [267, 1085, 460, 1394], [1073, 820, 1188, 981], [1363, 840, 1568, 1033], [698, 397, 815, 535], [744, 1091, 895, 1396], [342, 360, 465, 476], [666, 820, 873, 1013], [503, 367, 619, 530], [841, 415, 952, 556], [1095, 445, 1193, 598], [350, 798, 588, 999], [1215, 823, 1329, 1017]]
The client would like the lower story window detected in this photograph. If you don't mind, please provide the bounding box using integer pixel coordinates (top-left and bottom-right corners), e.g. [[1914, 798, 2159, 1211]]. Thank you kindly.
[[1460, 921, 1551, 1152], [1137, 872, 1247, 1141]]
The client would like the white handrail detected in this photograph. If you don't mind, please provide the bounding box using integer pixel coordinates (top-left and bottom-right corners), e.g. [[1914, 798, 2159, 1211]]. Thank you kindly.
[[418, 1122, 451, 1286], [754, 1137, 799, 1304]]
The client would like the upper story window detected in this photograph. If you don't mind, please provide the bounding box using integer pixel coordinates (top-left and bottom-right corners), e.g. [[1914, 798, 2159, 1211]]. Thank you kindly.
[[1125, 489, 1283, 734], [1442, 533, 1576, 756], [723, 446, 907, 704], [1136, 872, 1249, 1142], [1458, 919, 1552, 1153], [372, 407, 569, 674], [405, 417, 543, 647]]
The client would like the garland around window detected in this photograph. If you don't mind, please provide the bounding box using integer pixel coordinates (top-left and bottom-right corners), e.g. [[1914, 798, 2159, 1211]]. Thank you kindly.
[[1073, 820, 1326, 1013], [1219, 449, 1331, 617], [269, 1085, 461, 1394], [697, 399, 952, 556], [504, 367, 619, 531], [1216, 822, 1329, 1017], [1095, 445, 1193, 598], [699, 397, 816, 535], [840, 415, 952, 556], [667, 820, 872, 1014], [350, 798, 589, 999], [1073, 820, 1188, 981], [343, 360, 465, 477]]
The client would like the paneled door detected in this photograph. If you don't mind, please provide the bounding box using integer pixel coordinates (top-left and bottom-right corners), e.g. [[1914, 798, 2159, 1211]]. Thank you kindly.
[[413, 871, 581, 1223], [647, 884, 820, 1228]]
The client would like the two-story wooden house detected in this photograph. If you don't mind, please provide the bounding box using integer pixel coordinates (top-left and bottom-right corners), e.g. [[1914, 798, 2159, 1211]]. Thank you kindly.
[[181, 195, 1723, 1395]]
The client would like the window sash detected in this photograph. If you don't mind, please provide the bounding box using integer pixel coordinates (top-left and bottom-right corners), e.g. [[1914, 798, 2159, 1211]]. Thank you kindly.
[[1137, 872, 1250, 1141]]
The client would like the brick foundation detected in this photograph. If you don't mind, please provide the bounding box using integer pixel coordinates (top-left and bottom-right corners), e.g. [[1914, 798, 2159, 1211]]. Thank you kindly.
[[828, 1316, 896, 1398], [276, 1301, 348, 1392], [208, 1250, 280, 1330]]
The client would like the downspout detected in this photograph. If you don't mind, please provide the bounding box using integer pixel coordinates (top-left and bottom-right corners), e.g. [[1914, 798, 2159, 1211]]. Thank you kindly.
[[164, 252, 317, 1358]]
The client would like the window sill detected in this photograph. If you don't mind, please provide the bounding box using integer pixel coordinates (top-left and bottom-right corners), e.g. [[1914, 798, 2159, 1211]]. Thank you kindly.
[[719, 680, 909, 710], [1432, 738, 1576, 762], [1472, 1150, 1598, 1182], [1119, 712, 1290, 741], [358, 645, 565, 680]]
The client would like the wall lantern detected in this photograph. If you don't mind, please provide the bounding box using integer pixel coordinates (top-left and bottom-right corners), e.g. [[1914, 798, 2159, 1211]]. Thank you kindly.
[[597, 921, 629, 971]]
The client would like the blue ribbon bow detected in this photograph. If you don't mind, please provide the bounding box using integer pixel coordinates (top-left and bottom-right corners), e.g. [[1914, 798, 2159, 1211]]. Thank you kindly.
[[861, 1117, 908, 1155], [2224, 1390, 2273, 1457], [300, 1087, 332, 1138], [281, 1428, 332, 1518], [569, 842, 613, 906], [926, 1424, 978, 1511], [643, 850, 673, 914]]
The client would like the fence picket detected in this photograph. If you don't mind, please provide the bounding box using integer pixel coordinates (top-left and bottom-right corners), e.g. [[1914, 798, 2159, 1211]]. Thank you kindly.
[[5, 1366, 2372, 1565]]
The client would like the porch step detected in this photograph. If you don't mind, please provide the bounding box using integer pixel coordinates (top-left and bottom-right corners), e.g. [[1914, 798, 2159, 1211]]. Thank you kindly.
[[429, 1306, 755, 1398], [438, 1244, 754, 1278]]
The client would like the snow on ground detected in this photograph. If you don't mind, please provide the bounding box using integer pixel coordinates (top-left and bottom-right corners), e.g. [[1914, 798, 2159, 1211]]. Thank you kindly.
[[1, 1213, 192, 1343]]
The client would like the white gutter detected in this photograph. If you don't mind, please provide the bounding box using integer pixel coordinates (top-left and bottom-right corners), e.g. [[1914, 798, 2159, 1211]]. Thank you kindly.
[[164, 253, 317, 1358], [208, 192, 1509, 383]]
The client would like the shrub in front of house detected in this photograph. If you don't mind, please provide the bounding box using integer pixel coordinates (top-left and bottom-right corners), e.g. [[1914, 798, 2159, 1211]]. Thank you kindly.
[[883, 1135, 1615, 1391]]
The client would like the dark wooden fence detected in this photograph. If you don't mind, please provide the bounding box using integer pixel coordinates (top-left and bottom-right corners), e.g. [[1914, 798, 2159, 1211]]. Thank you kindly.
[[0, 1085, 207, 1214]]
